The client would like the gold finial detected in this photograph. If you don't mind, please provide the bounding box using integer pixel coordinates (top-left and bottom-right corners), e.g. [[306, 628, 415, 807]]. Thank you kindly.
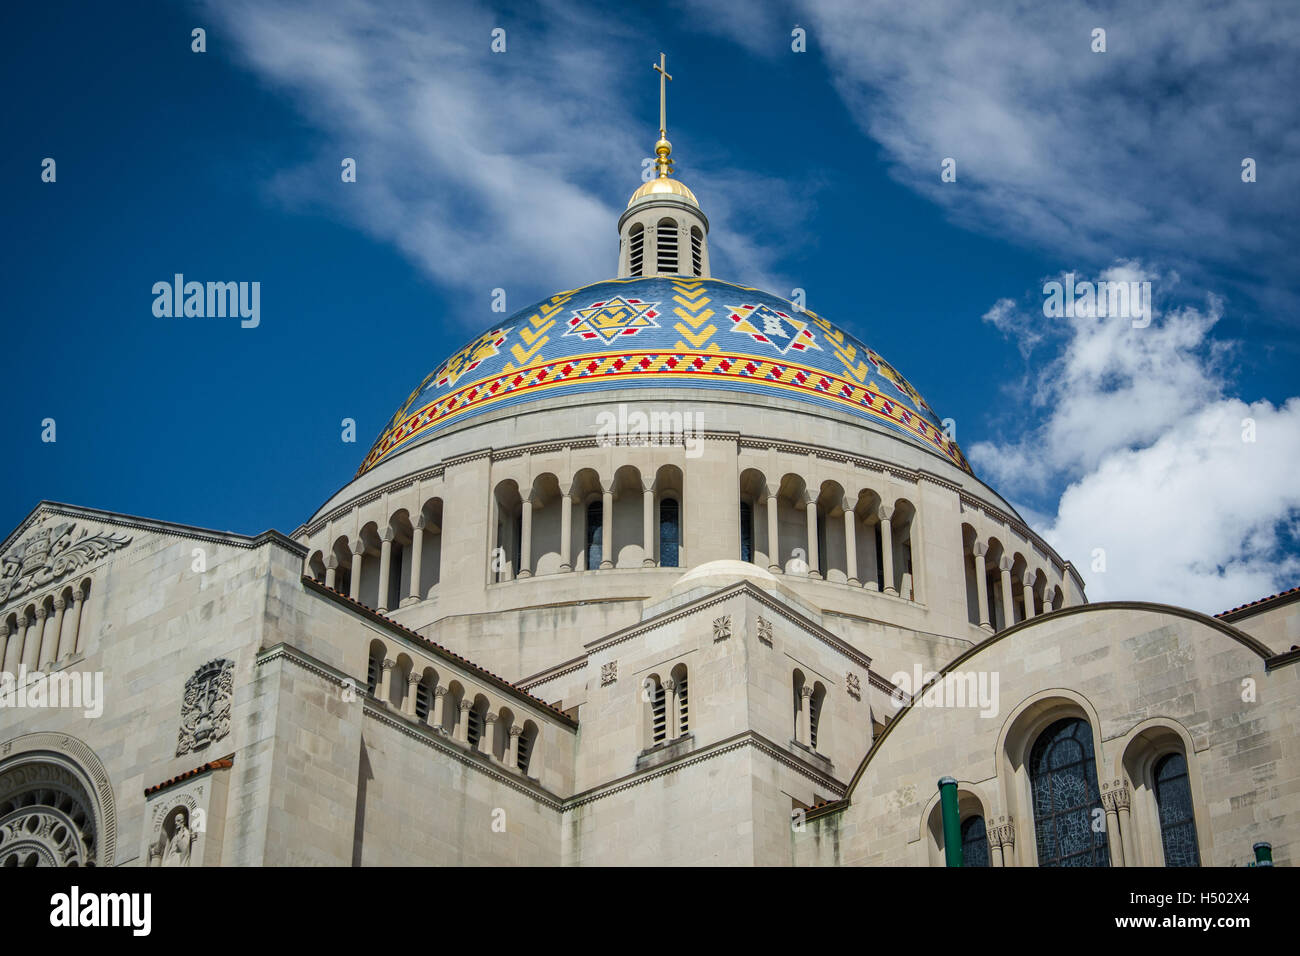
[[652, 52, 674, 178]]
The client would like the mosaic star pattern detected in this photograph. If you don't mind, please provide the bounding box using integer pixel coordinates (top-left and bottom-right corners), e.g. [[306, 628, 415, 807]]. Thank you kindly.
[[359, 277, 967, 476]]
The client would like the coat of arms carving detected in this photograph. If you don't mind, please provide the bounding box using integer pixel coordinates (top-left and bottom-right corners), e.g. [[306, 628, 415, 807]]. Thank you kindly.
[[0, 521, 131, 605], [176, 659, 234, 756]]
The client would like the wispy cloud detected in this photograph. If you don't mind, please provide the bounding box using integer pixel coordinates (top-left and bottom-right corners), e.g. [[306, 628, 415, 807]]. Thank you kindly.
[[205, 0, 801, 323], [786, 0, 1300, 316]]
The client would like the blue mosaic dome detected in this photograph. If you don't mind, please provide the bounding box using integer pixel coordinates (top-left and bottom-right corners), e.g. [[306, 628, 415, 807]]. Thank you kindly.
[[358, 276, 969, 476]]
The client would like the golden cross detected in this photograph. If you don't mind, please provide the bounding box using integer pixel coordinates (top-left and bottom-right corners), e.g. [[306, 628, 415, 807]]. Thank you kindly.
[[653, 52, 672, 139]]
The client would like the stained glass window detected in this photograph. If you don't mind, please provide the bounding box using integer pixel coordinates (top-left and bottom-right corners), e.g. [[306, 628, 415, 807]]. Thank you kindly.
[[1029, 717, 1110, 867], [961, 815, 990, 867], [739, 501, 754, 563], [585, 500, 603, 569], [660, 498, 680, 568], [1155, 752, 1200, 867]]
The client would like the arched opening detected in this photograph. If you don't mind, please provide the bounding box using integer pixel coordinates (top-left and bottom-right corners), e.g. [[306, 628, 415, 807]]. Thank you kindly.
[[890, 498, 917, 599], [307, 550, 327, 583], [690, 226, 703, 276], [985, 538, 1007, 630], [1029, 717, 1110, 866], [809, 681, 827, 750], [0, 758, 100, 866], [961, 815, 990, 867], [529, 473, 564, 575], [670, 662, 689, 736], [961, 524, 981, 625], [738, 468, 768, 565], [643, 673, 667, 748], [1122, 722, 1205, 867], [656, 218, 678, 274], [366, 640, 385, 695], [517, 720, 539, 775], [492, 479, 523, 583], [629, 222, 645, 277], [417, 496, 444, 599], [585, 499, 604, 571], [659, 497, 680, 568]]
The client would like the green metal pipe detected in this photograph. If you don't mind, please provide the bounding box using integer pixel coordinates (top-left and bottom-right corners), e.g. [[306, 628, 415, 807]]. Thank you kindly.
[[938, 776, 963, 867]]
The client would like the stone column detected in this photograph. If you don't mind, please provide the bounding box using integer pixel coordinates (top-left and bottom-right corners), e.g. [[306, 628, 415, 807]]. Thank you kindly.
[[6, 614, 28, 673], [378, 658, 394, 705], [69, 585, 87, 657], [766, 491, 781, 573], [972, 542, 992, 631], [518, 496, 534, 578], [642, 485, 656, 567], [456, 698, 472, 743], [349, 541, 364, 602], [376, 529, 394, 612], [798, 684, 813, 746], [990, 839, 1004, 867], [804, 494, 820, 578], [405, 672, 420, 717], [1022, 571, 1036, 620], [408, 517, 424, 602], [559, 490, 573, 572], [843, 503, 859, 586], [663, 677, 679, 741], [26, 607, 47, 671], [0, 622, 8, 675], [1115, 785, 1136, 865], [600, 487, 614, 569], [999, 557, 1015, 631], [51, 597, 70, 664], [324, 555, 337, 590], [508, 724, 522, 770], [878, 505, 896, 594], [993, 818, 1016, 867], [432, 685, 447, 730], [38, 605, 60, 668], [1101, 783, 1125, 866], [481, 712, 498, 757]]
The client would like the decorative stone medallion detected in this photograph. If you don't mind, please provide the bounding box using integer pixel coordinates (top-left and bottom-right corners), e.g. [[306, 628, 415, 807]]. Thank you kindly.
[[846, 672, 862, 700], [175, 659, 234, 756], [600, 661, 618, 686], [756, 616, 773, 646], [712, 615, 732, 642]]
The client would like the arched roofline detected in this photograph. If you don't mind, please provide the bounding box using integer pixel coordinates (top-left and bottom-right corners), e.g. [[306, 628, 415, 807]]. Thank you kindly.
[[806, 600, 1283, 823]]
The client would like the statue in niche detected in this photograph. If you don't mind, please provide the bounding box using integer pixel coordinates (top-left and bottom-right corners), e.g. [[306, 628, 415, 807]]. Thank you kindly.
[[149, 805, 197, 867]]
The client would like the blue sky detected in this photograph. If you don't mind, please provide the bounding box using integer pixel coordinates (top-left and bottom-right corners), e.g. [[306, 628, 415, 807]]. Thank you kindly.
[[3, 0, 1297, 613]]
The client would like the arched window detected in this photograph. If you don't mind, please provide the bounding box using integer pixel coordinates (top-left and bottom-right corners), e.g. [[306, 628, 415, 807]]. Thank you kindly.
[[739, 500, 754, 563], [1154, 753, 1200, 867], [366, 644, 383, 695], [645, 675, 667, 745], [690, 227, 703, 276], [659, 497, 680, 568], [809, 682, 826, 750], [629, 223, 645, 277], [466, 701, 485, 748], [585, 500, 603, 570], [657, 218, 678, 274], [961, 816, 990, 867], [1029, 717, 1110, 866], [671, 663, 689, 736], [517, 722, 538, 774]]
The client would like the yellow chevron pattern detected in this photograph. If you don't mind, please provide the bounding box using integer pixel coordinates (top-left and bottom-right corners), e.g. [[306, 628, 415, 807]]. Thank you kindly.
[[671, 279, 716, 350]]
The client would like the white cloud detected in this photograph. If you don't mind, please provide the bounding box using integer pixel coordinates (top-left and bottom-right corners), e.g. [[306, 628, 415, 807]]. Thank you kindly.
[[1044, 397, 1300, 613], [973, 261, 1300, 613], [788, 0, 1300, 306]]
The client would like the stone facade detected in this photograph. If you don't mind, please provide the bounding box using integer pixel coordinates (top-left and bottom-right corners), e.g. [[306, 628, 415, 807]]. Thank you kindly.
[[2, 173, 1295, 868]]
